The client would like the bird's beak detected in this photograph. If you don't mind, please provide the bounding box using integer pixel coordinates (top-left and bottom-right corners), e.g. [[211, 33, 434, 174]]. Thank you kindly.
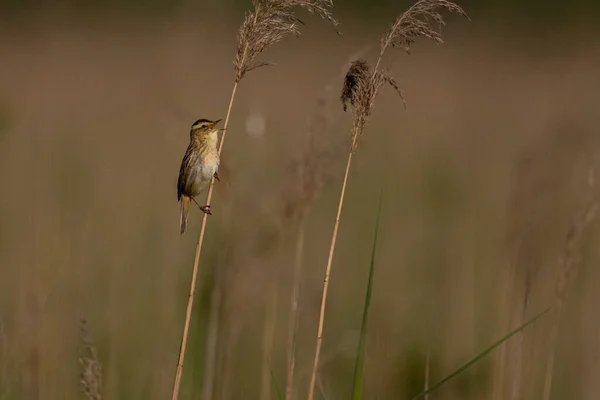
[[212, 119, 225, 133]]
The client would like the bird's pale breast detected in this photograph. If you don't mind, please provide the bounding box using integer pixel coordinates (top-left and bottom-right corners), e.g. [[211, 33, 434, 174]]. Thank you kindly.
[[187, 152, 219, 197]]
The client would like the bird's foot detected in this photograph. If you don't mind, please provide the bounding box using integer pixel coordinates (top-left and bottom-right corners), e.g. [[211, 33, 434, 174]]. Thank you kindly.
[[214, 172, 220, 182], [199, 205, 212, 215]]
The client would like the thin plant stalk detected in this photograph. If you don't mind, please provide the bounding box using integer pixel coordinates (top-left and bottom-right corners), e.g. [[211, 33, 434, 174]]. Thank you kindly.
[[200, 271, 222, 400], [542, 168, 598, 400], [200, 218, 233, 400], [172, 2, 338, 397], [286, 217, 306, 400], [307, 3, 467, 398], [201, 190, 236, 400], [307, 131, 358, 400], [285, 47, 371, 400], [351, 193, 383, 400], [424, 349, 430, 400], [220, 319, 243, 400], [79, 319, 103, 400], [261, 284, 280, 400], [171, 81, 239, 400], [492, 137, 551, 400], [411, 307, 552, 400], [271, 369, 285, 400]]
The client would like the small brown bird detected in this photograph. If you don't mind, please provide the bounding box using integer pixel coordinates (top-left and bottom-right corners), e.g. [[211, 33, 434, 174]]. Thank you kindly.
[[177, 118, 222, 234]]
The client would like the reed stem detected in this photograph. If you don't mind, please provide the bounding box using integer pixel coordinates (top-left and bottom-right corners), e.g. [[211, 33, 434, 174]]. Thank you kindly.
[[286, 218, 307, 399], [171, 80, 239, 400], [307, 132, 358, 400], [542, 169, 598, 400]]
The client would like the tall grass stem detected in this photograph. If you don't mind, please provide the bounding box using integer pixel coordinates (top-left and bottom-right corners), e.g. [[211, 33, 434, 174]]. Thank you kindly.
[[307, 132, 358, 400], [286, 218, 306, 400], [261, 284, 280, 400], [542, 168, 598, 400], [171, 81, 239, 400], [351, 193, 383, 400]]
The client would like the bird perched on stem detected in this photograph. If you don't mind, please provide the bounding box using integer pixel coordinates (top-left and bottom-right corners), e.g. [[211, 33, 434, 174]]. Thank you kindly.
[[177, 118, 222, 234]]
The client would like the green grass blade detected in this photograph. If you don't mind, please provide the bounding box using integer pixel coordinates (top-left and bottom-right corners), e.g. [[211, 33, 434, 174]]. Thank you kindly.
[[351, 193, 384, 400], [270, 368, 283, 400], [410, 307, 553, 400]]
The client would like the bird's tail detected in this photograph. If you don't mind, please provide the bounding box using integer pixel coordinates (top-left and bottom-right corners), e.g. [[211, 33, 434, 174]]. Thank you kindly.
[[180, 196, 191, 234]]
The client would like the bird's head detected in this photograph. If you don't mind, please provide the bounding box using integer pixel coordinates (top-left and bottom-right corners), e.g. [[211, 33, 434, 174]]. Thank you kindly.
[[190, 118, 222, 142]]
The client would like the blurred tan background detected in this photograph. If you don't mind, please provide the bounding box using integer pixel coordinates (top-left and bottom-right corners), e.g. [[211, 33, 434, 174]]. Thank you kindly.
[[1, 1, 600, 399]]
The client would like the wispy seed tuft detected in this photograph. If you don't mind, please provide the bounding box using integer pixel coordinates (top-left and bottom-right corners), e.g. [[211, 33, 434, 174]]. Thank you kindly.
[[380, 0, 468, 56], [340, 60, 405, 149], [340, 0, 468, 149], [235, 0, 340, 82]]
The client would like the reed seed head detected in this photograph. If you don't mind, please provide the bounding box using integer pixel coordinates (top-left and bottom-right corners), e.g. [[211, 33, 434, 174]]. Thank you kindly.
[[340, 60, 404, 149], [380, 0, 468, 57], [234, 0, 340, 82], [340, 0, 467, 149]]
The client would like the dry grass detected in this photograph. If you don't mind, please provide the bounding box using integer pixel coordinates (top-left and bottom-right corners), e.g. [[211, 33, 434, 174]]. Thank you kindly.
[[78, 320, 103, 400], [235, 0, 339, 82], [0, 319, 15, 399], [493, 124, 600, 400], [542, 156, 599, 399], [307, 1, 467, 398], [1, 6, 600, 400], [341, 0, 468, 144], [171, 1, 339, 399], [281, 49, 366, 399]]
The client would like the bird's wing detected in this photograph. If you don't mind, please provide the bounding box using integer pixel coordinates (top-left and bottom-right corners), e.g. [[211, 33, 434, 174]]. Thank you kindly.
[[177, 144, 195, 200]]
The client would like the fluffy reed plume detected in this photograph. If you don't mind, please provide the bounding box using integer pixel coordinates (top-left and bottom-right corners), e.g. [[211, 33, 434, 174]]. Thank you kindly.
[[543, 167, 598, 400], [307, 1, 467, 399], [235, 0, 339, 82], [78, 320, 102, 400], [171, 2, 339, 399], [339, 0, 467, 142], [340, 59, 404, 145]]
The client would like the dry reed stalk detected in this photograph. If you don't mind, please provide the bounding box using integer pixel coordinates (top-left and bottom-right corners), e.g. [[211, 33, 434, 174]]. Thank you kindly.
[[492, 126, 598, 400], [261, 284, 280, 400], [306, 2, 467, 399], [542, 167, 598, 400], [171, 2, 339, 399], [282, 54, 358, 399], [316, 375, 328, 399], [286, 218, 306, 400], [0, 319, 12, 399], [200, 186, 237, 400], [492, 151, 538, 400], [208, 208, 304, 397], [200, 271, 223, 400], [218, 306, 244, 400], [200, 215, 233, 400], [424, 349, 431, 400], [78, 319, 102, 400]]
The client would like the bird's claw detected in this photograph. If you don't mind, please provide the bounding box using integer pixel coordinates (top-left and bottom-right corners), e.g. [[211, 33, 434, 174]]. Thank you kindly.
[[200, 205, 212, 215], [213, 172, 220, 182]]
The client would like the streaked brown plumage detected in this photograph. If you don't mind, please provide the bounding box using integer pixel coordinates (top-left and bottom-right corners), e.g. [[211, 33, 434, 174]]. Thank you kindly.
[[177, 118, 221, 234]]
